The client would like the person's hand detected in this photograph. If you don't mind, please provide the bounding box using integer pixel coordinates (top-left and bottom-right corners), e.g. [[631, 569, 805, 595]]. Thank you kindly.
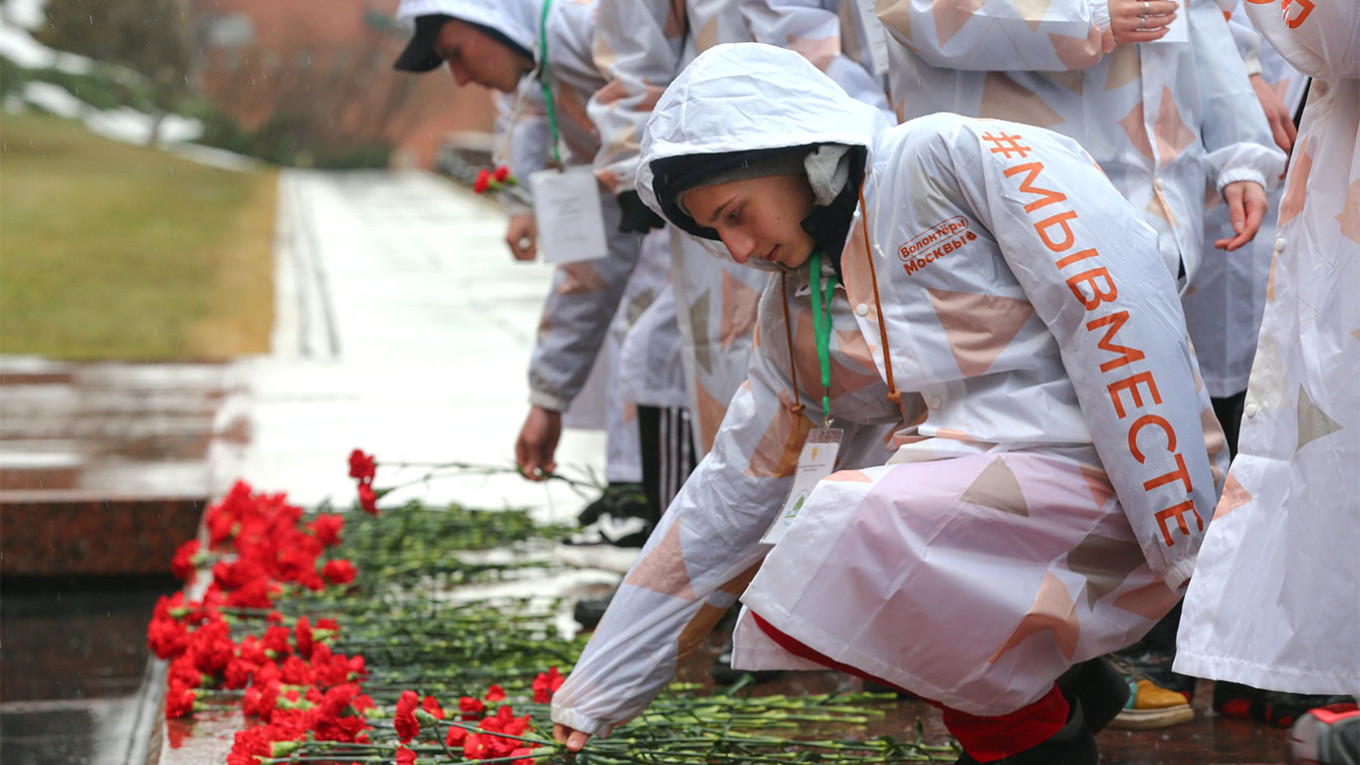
[[1250, 73, 1297, 158], [1215, 180, 1269, 251], [515, 405, 562, 480], [553, 723, 591, 753], [1108, 0, 1178, 44], [506, 213, 537, 261]]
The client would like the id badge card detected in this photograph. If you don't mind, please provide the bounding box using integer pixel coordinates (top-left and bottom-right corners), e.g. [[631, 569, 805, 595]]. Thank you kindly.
[[529, 167, 609, 264], [761, 428, 843, 546]]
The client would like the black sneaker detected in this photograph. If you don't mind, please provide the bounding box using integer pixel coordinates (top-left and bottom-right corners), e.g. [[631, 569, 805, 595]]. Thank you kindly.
[[1058, 657, 1130, 734], [1248, 689, 1355, 729], [573, 594, 612, 630], [954, 699, 1098, 765], [576, 483, 648, 527], [564, 511, 652, 548]]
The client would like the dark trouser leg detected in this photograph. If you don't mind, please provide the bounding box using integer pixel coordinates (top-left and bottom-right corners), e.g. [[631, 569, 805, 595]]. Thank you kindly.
[[1212, 389, 1247, 459], [637, 405, 696, 526]]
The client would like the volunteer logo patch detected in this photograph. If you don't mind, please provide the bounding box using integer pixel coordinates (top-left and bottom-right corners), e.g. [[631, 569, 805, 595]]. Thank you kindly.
[[899, 217, 978, 276]]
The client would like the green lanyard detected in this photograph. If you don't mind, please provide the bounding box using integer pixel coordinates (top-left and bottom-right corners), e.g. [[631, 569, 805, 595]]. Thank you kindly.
[[537, 0, 563, 167], [808, 251, 839, 430]]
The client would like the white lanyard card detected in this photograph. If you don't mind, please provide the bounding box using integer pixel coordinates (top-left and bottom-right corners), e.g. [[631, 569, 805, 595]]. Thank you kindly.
[[529, 166, 609, 264], [761, 428, 843, 546]]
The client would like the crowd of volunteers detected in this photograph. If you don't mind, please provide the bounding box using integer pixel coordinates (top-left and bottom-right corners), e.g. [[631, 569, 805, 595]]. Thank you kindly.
[[392, 1, 1358, 763]]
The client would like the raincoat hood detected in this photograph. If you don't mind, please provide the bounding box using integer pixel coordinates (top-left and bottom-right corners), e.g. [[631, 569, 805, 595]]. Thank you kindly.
[[638, 44, 890, 238], [395, 0, 540, 65]]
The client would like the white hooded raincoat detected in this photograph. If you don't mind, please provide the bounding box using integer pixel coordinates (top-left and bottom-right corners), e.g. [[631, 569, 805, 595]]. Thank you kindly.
[[871, 0, 1285, 291], [590, 0, 767, 454], [1176, 0, 1360, 696], [550, 44, 1227, 734]]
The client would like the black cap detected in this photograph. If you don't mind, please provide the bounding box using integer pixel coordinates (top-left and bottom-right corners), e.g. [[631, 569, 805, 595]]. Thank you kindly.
[[393, 14, 452, 73]]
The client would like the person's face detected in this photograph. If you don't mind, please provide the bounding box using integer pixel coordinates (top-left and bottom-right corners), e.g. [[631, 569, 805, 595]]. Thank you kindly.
[[681, 173, 818, 269], [433, 19, 531, 93]]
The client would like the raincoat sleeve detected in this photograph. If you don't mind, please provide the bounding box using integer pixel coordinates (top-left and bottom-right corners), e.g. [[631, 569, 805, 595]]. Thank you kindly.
[[1191, 1, 1287, 194], [1246, 0, 1360, 79], [550, 286, 855, 735], [874, 0, 1108, 72], [1227, 9, 1264, 76], [494, 87, 550, 217], [919, 116, 1220, 587], [526, 208, 641, 412], [587, 0, 685, 196], [742, 0, 892, 115]]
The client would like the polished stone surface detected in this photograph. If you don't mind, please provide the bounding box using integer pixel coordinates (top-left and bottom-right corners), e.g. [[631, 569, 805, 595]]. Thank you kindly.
[[0, 578, 177, 765]]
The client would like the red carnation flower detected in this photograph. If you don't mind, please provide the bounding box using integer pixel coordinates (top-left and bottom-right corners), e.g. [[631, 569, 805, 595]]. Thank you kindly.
[[473, 168, 492, 194], [357, 483, 379, 516], [311, 514, 344, 547], [170, 540, 201, 581], [447, 724, 468, 746], [347, 449, 376, 481], [226, 726, 271, 765], [493, 165, 511, 183], [485, 683, 506, 702], [322, 558, 357, 585], [165, 684, 197, 719], [532, 667, 566, 703], [394, 689, 420, 743], [262, 626, 292, 658], [459, 695, 484, 719], [421, 694, 446, 720], [294, 616, 314, 660], [396, 746, 417, 765]]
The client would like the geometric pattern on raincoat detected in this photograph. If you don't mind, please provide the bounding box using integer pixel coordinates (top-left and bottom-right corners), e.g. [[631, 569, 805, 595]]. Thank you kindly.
[[872, 0, 1286, 291], [550, 44, 1227, 734], [1176, 0, 1360, 697], [741, 0, 893, 115], [590, 0, 769, 454], [1183, 2, 1306, 398]]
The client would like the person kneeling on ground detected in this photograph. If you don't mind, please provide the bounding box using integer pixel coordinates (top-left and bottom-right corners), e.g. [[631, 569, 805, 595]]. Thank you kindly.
[[549, 43, 1227, 765]]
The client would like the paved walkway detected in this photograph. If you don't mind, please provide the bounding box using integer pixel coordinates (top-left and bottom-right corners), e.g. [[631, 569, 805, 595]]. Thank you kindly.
[[210, 169, 606, 520]]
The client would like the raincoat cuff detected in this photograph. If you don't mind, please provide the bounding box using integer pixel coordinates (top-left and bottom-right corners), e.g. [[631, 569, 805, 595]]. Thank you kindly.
[[549, 706, 613, 738], [1089, 0, 1111, 31], [1215, 167, 1267, 195], [1161, 557, 1197, 591], [529, 389, 569, 412], [502, 197, 533, 217]]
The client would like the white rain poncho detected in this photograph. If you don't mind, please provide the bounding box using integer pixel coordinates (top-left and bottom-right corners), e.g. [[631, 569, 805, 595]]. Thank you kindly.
[[590, 0, 769, 454], [399, 0, 682, 476], [871, 0, 1286, 292], [550, 44, 1227, 735], [1176, 0, 1360, 697]]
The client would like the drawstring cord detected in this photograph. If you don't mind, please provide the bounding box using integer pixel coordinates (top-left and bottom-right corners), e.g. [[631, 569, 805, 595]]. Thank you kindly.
[[856, 184, 902, 406]]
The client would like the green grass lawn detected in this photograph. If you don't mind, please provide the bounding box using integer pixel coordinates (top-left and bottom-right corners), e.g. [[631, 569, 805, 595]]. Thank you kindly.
[[0, 111, 277, 360]]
